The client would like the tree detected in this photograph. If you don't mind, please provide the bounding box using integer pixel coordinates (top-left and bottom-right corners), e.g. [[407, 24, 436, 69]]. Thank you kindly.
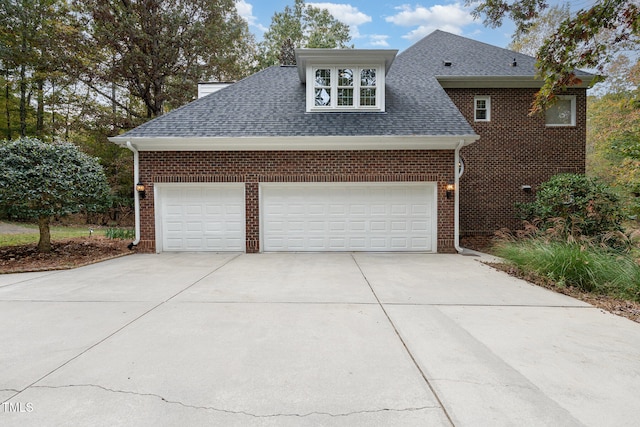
[[508, 4, 570, 56], [257, 0, 352, 69], [0, 137, 111, 252], [468, 0, 640, 113], [588, 56, 640, 212], [72, 0, 257, 119], [0, 0, 74, 137]]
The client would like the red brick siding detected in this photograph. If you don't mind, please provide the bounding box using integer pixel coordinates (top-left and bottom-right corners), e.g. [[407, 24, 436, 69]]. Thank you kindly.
[[445, 88, 586, 236], [138, 150, 456, 253]]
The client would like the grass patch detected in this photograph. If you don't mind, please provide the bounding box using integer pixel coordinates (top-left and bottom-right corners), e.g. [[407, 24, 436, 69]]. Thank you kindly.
[[494, 239, 640, 301], [0, 223, 106, 247]]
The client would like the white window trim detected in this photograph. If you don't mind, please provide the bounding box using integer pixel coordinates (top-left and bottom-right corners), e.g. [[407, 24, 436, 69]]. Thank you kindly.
[[306, 65, 385, 112], [474, 96, 491, 122], [545, 95, 576, 127]]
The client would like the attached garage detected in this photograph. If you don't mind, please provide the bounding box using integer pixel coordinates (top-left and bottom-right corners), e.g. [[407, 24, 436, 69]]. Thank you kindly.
[[154, 184, 245, 252], [261, 182, 437, 252]]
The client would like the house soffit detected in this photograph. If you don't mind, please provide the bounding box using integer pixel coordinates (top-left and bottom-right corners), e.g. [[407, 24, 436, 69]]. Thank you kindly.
[[295, 49, 398, 83]]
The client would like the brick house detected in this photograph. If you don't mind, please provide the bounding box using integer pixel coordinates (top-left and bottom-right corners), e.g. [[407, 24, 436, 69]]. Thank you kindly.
[[109, 30, 592, 254]]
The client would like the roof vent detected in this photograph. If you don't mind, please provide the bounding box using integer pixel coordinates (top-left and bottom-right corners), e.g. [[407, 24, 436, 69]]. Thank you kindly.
[[443, 60, 452, 67], [512, 58, 517, 67]]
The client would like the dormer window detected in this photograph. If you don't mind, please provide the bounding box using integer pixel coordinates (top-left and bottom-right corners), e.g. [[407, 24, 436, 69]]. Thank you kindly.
[[312, 67, 379, 109], [295, 48, 398, 113]]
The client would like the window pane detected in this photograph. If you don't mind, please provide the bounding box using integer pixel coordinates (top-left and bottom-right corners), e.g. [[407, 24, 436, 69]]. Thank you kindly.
[[315, 88, 331, 106], [546, 99, 573, 125], [476, 109, 487, 120], [360, 88, 376, 106], [476, 100, 486, 109], [315, 69, 331, 87], [337, 88, 353, 106], [361, 69, 376, 86], [338, 69, 353, 87]]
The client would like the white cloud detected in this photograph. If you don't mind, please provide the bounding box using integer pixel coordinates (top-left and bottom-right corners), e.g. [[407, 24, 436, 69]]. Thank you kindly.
[[235, 0, 268, 32], [308, 3, 372, 39], [308, 3, 372, 26], [369, 34, 390, 47], [385, 3, 474, 41]]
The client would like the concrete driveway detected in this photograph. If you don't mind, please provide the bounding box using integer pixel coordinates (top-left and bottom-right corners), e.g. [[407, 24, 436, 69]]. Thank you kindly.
[[1, 253, 639, 426]]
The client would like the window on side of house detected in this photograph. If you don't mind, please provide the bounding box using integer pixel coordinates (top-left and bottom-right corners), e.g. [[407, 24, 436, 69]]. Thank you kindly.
[[309, 66, 381, 111], [474, 96, 490, 122], [545, 95, 576, 126]]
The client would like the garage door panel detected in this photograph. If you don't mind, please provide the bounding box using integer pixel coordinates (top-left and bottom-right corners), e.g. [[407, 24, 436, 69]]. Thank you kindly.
[[371, 205, 386, 215], [158, 184, 245, 252], [261, 183, 436, 252], [370, 221, 387, 232]]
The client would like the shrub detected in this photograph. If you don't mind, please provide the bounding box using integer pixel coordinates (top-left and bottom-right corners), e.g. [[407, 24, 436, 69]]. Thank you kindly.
[[517, 173, 624, 239], [494, 239, 640, 300], [105, 228, 135, 240]]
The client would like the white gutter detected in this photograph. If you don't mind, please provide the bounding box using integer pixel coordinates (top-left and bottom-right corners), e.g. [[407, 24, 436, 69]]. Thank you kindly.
[[454, 140, 465, 254], [125, 141, 141, 248]]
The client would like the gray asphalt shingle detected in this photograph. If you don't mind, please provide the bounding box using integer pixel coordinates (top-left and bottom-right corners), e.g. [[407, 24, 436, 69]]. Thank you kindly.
[[118, 30, 587, 141]]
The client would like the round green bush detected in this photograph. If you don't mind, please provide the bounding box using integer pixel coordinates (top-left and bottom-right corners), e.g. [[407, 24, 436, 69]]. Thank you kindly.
[[517, 173, 623, 237]]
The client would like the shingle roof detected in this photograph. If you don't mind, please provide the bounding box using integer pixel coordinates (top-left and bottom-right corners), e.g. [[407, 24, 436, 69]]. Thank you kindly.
[[115, 30, 589, 141]]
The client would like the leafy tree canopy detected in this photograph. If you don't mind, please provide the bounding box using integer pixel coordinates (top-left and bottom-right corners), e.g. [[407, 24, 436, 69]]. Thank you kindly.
[[72, 0, 256, 118], [0, 137, 111, 251], [257, 0, 352, 69], [468, 0, 640, 113]]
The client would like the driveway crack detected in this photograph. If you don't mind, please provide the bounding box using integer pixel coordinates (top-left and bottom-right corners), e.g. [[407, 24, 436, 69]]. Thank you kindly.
[[351, 254, 456, 426], [32, 384, 438, 418], [9, 254, 242, 401]]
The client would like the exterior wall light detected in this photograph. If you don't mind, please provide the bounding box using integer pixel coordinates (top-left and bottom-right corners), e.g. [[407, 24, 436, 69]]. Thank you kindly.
[[136, 182, 146, 199], [446, 182, 455, 199], [521, 185, 532, 193]]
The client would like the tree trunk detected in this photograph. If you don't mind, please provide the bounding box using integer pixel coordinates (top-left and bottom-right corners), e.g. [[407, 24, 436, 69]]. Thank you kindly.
[[4, 70, 11, 140], [36, 77, 44, 136], [19, 63, 27, 137], [37, 216, 52, 253]]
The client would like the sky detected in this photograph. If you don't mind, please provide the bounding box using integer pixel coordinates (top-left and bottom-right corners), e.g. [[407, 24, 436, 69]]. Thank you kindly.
[[235, 0, 519, 52]]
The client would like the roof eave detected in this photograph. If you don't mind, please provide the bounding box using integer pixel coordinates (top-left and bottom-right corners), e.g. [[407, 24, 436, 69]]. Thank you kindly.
[[436, 75, 596, 89], [108, 135, 480, 151], [295, 48, 399, 83]]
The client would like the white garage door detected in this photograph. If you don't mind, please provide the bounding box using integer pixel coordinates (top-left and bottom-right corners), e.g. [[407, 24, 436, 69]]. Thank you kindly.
[[261, 183, 436, 252], [156, 184, 245, 252]]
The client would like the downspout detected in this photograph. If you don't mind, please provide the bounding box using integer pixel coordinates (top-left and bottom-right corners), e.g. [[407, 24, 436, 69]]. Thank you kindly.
[[125, 141, 141, 249], [454, 139, 465, 254]]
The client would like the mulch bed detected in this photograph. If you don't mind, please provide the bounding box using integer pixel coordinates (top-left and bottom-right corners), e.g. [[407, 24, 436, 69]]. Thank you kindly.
[[487, 262, 640, 324], [0, 238, 133, 274]]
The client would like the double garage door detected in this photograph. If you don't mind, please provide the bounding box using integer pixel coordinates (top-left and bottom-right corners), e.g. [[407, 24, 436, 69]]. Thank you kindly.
[[156, 183, 437, 252]]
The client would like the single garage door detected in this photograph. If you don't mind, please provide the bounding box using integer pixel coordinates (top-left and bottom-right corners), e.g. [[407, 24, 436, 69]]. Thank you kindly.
[[261, 183, 436, 252], [155, 184, 245, 252]]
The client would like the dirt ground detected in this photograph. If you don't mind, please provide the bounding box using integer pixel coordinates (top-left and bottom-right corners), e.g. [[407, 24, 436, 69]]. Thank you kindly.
[[0, 221, 133, 273]]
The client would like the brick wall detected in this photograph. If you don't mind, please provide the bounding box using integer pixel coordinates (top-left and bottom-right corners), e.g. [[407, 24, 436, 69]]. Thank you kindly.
[[445, 87, 586, 237], [138, 150, 456, 253]]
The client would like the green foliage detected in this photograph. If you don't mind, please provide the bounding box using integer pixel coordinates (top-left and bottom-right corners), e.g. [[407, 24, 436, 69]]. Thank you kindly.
[[74, 0, 256, 118], [0, 0, 76, 137], [517, 174, 624, 238], [0, 137, 111, 219], [105, 227, 134, 240], [494, 239, 640, 300], [468, 0, 640, 113], [257, 0, 352, 68]]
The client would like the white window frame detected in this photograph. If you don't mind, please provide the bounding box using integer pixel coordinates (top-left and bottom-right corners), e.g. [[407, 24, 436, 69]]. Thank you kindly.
[[474, 96, 491, 122], [545, 95, 576, 127], [306, 65, 385, 112]]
